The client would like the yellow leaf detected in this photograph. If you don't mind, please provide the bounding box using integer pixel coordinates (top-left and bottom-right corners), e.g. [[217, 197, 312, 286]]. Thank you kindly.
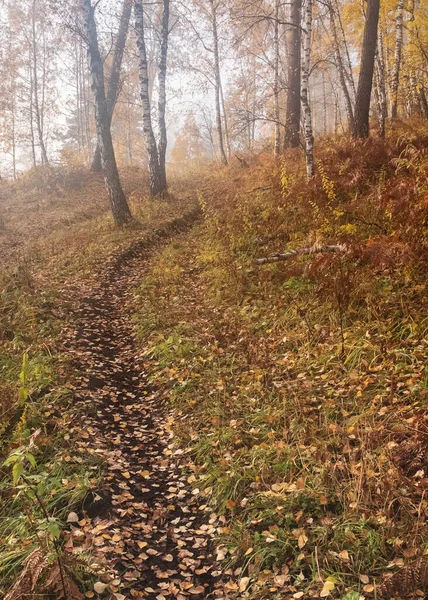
[[320, 580, 335, 597]]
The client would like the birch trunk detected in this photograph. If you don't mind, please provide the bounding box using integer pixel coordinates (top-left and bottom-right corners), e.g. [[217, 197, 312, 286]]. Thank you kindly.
[[284, 0, 302, 149], [158, 0, 170, 191], [31, 0, 49, 165], [82, 0, 132, 226], [274, 0, 281, 155], [134, 0, 163, 197], [301, 0, 314, 178], [352, 0, 380, 138], [91, 0, 132, 172], [390, 0, 404, 119], [329, 2, 354, 131], [375, 38, 387, 137], [210, 0, 228, 165], [220, 79, 231, 159], [335, 0, 355, 97], [28, 52, 37, 168]]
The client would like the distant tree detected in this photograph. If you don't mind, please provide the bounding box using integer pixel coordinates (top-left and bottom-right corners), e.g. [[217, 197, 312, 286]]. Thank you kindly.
[[82, 0, 132, 226], [352, 0, 380, 138], [284, 0, 301, 148], [209, 0, 228, 164], [171, 114, 208, 163]]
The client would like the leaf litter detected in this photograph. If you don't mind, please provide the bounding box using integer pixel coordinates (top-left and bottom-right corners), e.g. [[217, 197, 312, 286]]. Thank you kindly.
[[60, 237, 237, 599]]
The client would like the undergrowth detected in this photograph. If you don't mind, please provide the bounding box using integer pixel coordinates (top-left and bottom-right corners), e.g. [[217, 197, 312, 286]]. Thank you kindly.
[[0, 164, 200, 596], [135, 122, 428, 599]]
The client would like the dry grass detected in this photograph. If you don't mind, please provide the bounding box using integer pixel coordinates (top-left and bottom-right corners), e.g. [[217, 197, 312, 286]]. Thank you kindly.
[[134, 121, 428, 599]]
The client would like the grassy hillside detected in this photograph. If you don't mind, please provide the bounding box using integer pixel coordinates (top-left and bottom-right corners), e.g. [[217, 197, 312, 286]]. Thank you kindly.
[[134, 121, 428, 598]]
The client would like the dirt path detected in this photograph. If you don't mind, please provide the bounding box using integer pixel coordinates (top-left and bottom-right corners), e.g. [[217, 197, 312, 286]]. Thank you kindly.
[[61, 215, 231, 600]]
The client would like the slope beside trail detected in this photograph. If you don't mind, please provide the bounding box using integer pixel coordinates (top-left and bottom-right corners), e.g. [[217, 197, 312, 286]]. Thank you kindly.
[[61, 214, 236, 600]]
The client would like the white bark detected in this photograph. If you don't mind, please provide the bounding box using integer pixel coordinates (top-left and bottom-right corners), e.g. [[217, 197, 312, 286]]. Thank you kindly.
[[301, 0, 314, 179], [274, 0, 281, 155], [134, 0, 163, 197], [390, 0, 404, 119]]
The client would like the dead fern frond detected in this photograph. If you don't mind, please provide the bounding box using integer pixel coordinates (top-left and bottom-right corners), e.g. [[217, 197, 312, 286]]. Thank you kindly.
[[44, 562, 84, 600], [378, 556, 428, 598], [4, 548, 46, 600]]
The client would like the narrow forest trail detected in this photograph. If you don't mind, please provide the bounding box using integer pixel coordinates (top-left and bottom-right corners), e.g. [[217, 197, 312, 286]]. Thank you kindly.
[[61, 214, 233, 600]]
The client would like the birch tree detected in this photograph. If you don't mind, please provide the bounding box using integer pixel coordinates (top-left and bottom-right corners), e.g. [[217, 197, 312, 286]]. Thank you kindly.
[[91, 0, 133, 172], [82, 0, 132, 226], [301, 0, 314, 178], [158, 0, 170, 190], [328, 1, 354, 130], [273, 0, 281, 155], [390, 0, 404, 119], [284, 0, 302, 148], [210, 0, 228, 165], [134, 0, 169, 197]]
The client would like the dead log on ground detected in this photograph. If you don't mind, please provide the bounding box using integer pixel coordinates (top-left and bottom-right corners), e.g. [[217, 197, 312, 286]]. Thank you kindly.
[[255, 244, 343, 264]]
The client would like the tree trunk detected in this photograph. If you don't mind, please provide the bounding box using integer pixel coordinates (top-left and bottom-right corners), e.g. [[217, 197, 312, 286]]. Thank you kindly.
[[419, 85, 428, 118], [274, 0, 281, 155], [210, 0, 228, 165], [390, 0, 404, 119], [220, 79, 231, 159], [335, 0, 355, 97], [329, 2, 353, 131], [82, 0, 132, 227], [28, 51, 37, 168], [284, 0, 302, 149], [91, 0, 132, 172], [134, 0, 164, 197], [31, 0, 49, 165], [157, 0, 170, 192], [375, 36, 387, 137], [301, 0, 314, 178], [352, 0, 380, 138]]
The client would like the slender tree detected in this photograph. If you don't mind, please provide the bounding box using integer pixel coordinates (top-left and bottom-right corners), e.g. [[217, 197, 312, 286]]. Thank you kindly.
[[301, 0, 314, 178], [210, 0, 228, 164], [31, 0, 49, 164], [284, 0, 302, 148], [273, 0, 281, 155], [91, 0, 132, 172], [352, 0, 380, 138], [82, 0, 132, 226], [375, 33, 387, 137], [328, 1, 354, 131], [390, 0, 404, 119], [158, 0, 170, 191], [134, 0, 165, 197]]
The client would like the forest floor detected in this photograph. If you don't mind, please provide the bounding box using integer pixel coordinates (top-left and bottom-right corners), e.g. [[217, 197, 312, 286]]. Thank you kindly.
[[2, 122, 428, 600], [59, 210, 233, 599]]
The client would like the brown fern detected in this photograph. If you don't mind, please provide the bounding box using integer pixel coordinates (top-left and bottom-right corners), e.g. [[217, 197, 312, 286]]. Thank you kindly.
[[378, 556, 428, 598], [44, 562, 84, 600], [4, 548, 46, 600]]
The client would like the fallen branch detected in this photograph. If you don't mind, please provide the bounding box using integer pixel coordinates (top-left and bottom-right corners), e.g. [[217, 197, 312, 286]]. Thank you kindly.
[[255, 244, 343, 264], [246, 185, 272, 194]]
